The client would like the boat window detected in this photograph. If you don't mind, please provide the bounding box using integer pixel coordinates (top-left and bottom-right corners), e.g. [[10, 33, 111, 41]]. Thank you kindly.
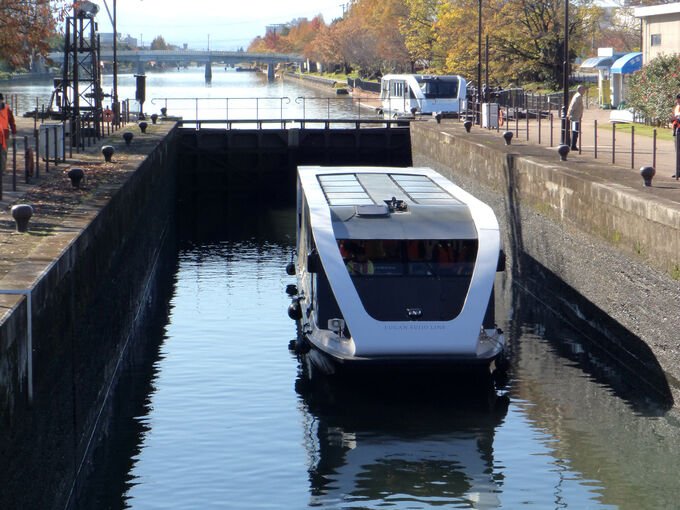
[[418, 79, 459, 99], [337, 239, 479, 321], [338, 239, 477, 277]]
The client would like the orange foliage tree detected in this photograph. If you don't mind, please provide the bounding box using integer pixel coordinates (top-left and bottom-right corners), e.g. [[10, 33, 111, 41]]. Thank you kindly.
[[0, 0, 70, 68]]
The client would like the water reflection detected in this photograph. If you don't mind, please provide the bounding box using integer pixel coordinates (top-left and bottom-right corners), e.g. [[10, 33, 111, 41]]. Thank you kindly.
[[296, 376, 509, 509]]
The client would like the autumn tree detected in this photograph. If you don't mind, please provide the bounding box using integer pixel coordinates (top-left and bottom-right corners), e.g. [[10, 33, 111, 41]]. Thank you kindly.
[[150, 36, 171, 51], [0, 0, 70, 68], [488, 0, 602, 87]]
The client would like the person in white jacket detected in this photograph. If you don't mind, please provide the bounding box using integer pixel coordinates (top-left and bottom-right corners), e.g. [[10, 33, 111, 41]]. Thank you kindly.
[[567, 85, 586, 151]]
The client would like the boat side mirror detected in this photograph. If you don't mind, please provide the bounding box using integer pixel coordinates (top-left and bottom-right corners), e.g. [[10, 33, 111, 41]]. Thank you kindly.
[[307, 250, 321, 273]]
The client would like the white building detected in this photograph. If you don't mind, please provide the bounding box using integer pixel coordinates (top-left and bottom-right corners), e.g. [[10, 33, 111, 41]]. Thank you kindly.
[[635, 2, 680, 65]]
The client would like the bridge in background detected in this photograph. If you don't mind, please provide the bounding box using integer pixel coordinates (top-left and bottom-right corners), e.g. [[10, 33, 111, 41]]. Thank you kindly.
[[46, 49, 306, 79]]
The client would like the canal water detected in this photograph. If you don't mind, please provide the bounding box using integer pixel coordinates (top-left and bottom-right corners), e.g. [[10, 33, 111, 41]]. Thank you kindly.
[[6, 70, 680, 509], [73, 202, 680, 510], [2, 65, 364, 121]]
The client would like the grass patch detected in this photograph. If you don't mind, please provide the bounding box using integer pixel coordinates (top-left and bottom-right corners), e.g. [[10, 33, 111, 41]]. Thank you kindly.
[[672, 265, 680, 280], [598, 122, 674, 141]]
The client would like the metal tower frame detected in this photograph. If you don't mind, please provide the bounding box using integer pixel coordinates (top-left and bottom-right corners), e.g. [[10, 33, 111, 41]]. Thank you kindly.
[[58, 8, 103, 132]]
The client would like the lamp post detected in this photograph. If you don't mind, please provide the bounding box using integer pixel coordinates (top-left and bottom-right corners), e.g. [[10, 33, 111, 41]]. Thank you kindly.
[[562, 0, 570, 144], [113, 0, 118, 126], [477, 0, 482, 125]]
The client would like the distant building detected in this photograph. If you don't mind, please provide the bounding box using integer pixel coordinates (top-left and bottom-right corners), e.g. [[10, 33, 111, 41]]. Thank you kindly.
[[265, 24, 288, 35], [635, 2, 680, 64], [97, 32, 137, 47], [99, 32, 117, 45], [121, 34, 138, 47]]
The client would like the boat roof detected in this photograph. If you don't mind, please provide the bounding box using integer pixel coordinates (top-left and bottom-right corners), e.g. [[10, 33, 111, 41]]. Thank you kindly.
[[382, 74, 463, 82], [299, 167, 497, 240]]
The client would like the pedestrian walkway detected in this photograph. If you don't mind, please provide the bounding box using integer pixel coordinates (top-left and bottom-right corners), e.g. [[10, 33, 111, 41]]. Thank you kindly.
[[473, 105, 680, 194]]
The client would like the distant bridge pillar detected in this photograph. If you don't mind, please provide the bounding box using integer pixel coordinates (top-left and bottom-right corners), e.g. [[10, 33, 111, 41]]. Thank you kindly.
[[137, 60, 145, 75], [205, 61, 212, 82], [267, 63, 275, 82]]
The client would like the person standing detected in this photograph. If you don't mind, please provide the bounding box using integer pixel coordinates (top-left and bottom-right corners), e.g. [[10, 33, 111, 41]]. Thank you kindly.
[[567, 85, 586, 151], [0, 93, 17, 176], [672, 93, 680, 136]]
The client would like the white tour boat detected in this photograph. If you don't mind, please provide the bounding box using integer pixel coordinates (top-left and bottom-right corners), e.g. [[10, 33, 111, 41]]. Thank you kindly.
[[287, 166, 505, 376], [379, 74, 467, 116]]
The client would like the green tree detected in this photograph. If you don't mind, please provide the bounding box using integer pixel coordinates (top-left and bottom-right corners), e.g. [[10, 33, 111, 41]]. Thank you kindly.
[[628, 54, 680, 126], [489, 0, 602, 88], [400, 0, 443, 70]]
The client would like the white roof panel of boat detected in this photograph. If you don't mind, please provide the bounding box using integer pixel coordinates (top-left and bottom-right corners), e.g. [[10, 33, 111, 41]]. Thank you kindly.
[[317, 172, 464, 206]]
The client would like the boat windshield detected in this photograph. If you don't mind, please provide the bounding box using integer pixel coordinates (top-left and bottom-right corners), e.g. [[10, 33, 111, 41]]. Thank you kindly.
[[339, 239, 476, 277], [416, 78, 459, 99], [337, 239, 479, 321]]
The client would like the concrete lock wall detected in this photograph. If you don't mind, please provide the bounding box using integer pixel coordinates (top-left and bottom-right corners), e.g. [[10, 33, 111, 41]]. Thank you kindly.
[[0, 126, 179, 510], [410, 122, 680, 403]]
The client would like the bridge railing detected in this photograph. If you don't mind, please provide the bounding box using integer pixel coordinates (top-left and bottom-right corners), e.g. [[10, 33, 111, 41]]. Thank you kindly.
[[149, 96, 386, 122]]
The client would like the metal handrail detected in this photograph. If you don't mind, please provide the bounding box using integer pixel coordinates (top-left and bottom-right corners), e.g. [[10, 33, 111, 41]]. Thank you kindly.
[[150, 96, 385, 121], [177, 118, 412, 130]]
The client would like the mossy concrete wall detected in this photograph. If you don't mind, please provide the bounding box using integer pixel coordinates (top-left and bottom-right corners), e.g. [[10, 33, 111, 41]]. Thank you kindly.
[[0, 123, 179, 510], [411, 121, 680, 403]]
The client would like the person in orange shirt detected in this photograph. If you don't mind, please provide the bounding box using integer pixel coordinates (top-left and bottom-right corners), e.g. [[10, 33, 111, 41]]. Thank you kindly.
[[0, 93, 17, 175], [672, 93, 680, 136]]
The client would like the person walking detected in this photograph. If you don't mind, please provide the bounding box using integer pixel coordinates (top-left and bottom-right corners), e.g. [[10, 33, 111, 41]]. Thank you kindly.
[[567, 85, 586, 151], [0, 93, 17, 176]]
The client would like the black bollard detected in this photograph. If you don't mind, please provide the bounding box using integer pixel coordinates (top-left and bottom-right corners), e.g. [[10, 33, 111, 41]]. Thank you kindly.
[[640, 166, 655, 187], [67, 167, 85, 189], [101, 145, 115, 162], [123, 131, 134, 146], [160, 107, 168, 117], [557, 144, 570, 161], [139, 121, 148, 133], [11, 204, 33, 233], [151, 113, 159, 124], [502, 131, 513, 145], [463, 120, 472, 133]]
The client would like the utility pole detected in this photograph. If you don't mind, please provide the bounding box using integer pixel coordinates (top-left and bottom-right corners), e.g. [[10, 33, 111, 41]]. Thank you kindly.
[[113, 0, 118, 125], [562, 0, 569, 144], [477, 0, 482, 125]]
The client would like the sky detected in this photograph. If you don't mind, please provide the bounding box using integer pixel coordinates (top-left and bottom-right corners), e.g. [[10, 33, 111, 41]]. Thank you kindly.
[[87, 0, 345, 50]]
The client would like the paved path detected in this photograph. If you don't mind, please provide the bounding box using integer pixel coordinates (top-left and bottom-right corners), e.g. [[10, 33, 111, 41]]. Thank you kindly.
[[495, 106, 680, 180]]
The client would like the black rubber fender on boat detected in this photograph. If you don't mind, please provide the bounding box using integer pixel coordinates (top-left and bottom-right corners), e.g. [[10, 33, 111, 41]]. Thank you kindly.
[[285, 262, 296, 275], [288, 300, 302, 320]]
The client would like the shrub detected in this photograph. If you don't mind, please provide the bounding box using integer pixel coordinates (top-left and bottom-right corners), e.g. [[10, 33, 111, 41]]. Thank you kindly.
[[628, 54, 680, 126]]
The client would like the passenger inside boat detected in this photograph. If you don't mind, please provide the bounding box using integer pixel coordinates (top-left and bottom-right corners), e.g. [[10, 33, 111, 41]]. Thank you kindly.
[[339, 239, 476, 277], [343, 241, 375, 275], [337, 239, 478, 321]]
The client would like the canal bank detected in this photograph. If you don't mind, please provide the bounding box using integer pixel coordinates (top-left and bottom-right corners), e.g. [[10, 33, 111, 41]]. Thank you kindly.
[[2, 110, 680, 508], [410, 120, 680, 404], [0, 118, 179, 510]]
